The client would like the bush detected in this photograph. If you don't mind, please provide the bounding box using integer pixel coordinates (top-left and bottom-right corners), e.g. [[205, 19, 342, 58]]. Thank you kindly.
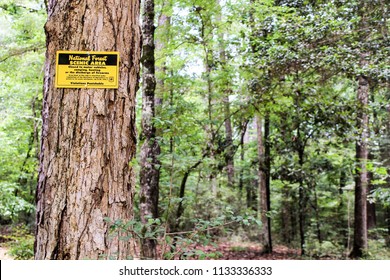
[[306, 240, 345, 259], [5, 225, 34, 260], [365, 239, 390, 260], [0, 182, 34, 222]]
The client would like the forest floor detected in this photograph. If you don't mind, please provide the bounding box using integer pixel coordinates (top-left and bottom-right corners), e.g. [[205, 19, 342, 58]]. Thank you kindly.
[[0, 226, 14, 260], [0, 246, 13, 260], [0, 241, 308, 260], [194, 242, 303, 260]]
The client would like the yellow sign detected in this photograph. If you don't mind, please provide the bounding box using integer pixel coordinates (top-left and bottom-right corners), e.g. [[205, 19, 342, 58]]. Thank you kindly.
[[55, 51, 119, 89]]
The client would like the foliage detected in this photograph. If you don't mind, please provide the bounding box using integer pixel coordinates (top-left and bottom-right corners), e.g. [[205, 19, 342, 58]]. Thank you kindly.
[[0, 182, 34, 221], [4, 224, 34, 260], [364, 238, 390, 260], [104, 209, 261, 260], [0, 0, 45, 224], [305, 241, 345, 259]]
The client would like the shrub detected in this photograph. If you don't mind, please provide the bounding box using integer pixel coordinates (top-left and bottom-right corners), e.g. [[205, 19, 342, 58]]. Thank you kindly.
[[5, 225, 34, 260]]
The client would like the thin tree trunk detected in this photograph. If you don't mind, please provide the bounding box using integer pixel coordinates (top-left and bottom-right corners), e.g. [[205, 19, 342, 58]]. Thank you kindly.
[[256, 116, 272, 253], [291, 200, 298, 244], [384, 102, 390, 247], [312, 183, 322, 244], [338, 166, 348, 247], [139, 0, 161, 259], [155, 7, 171, 116], [204, 48, 217, 196], [367, 173, 376, 230], [281, 185, 291, 244], [224, 93, 234, 188], [298, 171, 306, 256], [264, 112, 272, 251], [216, 1, 234, 188], [35, 0, 141, 260], [239, 120, 249, 202], [350, 54, 369, 258], [174, 160, 203, 232], [387, 208, 390, 247], [367, 91, 378, 230], [295, 90, 306, 256]]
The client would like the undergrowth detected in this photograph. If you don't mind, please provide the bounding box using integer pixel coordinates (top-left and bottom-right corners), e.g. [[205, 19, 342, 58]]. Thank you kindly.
[[2, 224, 34, 260]]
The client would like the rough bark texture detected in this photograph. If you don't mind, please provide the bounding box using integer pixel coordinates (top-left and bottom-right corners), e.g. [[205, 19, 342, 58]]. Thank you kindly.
[[139, 0, 160, 260], [35, 0, 141, 260], [351, 56, 369, 258], [256, 116, 272, 253]]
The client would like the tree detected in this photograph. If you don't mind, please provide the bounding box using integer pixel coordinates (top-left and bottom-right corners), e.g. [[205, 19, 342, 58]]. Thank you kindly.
[[350, 0, 386, 258], [139, 0, 161, 259], [256, 116, 272, 253], [216, 0, 234, 189], [35, 0, 141, 260], [350, 53, 369, 258]]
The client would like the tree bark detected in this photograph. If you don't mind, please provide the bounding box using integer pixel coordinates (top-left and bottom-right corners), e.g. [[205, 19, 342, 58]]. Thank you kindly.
[[35, 0, 141, 260], [139, 0, 161, 260]]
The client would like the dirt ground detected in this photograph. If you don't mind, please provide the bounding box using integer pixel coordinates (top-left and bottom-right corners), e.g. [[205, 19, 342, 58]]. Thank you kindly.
[[0, 246, 13, 260]]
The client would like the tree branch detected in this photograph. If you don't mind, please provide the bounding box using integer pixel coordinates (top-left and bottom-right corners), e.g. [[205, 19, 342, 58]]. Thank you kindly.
[[0, 44, 45, 63]]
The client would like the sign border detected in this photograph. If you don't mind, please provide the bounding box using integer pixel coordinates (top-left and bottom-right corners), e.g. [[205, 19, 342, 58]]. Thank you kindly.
[[55, 50, 120, 89]]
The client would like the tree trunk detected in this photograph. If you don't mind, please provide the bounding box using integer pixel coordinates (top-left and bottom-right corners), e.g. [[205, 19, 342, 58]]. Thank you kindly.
[[387, 208, 390, 247], [139, 0, 160, 260], [174, 172, 191, 233], [256, 116, 272, 253], [367, 91, 377, 230], [239, 119, 249, 203], [224, 93, 234, 188], [174, 160, 203, 232], [384, 103, 390, 247], [264, 113, 272, 251], [295, 91, 306, 256], [338, 166, 348, 247], [280, 185, 293, 245], [350, 55, 369, 258], [367, 174, 376, 230], [35, 0, 141, 260], [155, 5, 171, 117], [298, 175, 306, 256], [216, 1, 234, 189], [312, 183, 322, 244]]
